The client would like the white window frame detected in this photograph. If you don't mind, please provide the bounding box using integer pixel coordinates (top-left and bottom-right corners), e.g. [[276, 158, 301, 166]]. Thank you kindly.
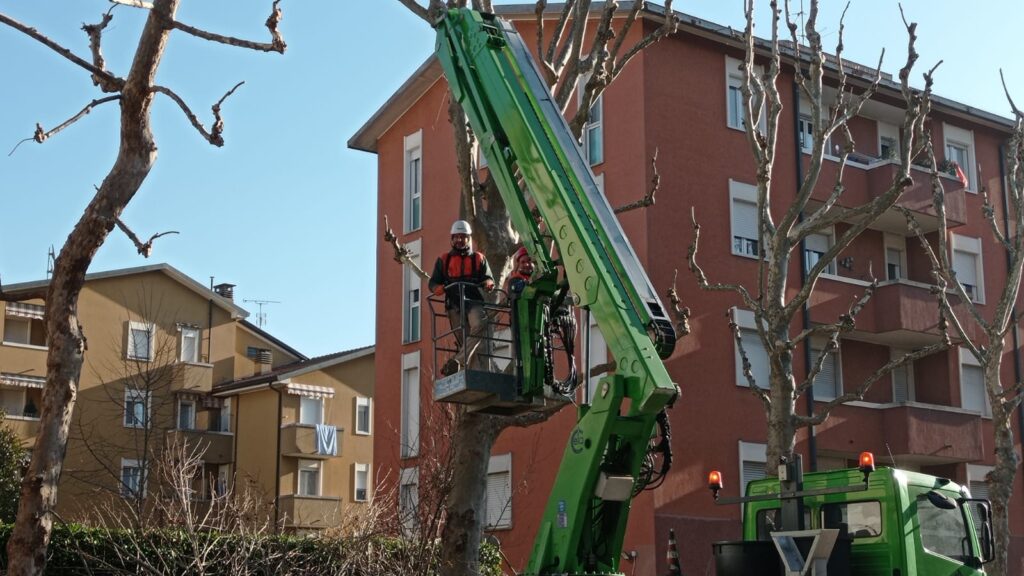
[[2, 306, 46, 348], [959, 347, 990, 417], [298, 395, 324, 426], [878, 121, 901, 160], [485, 453, 513, 530], [725, 56, 766, 133], [884, 233, 907, 281], [952, 234, 984, 304], [180, 326, 200, 363], [401, 351, 420, 459], [943, 123, 977, 192], [730, 180, 759, 259], [120, 458, 146, 498], [891, 348, 915, 403], [738, 441, 767, 500], [354, 462, 370, 502], [127, 320, 155, 361], [402, 239, 422, 343], [297, 459, 321, 497], [404, 130, 423, 233], [733, 308, 770, 390], [581, 90, 604, 166], [805, 230, 837, 275], [810, 340, 841, 401], [399, 467, 419, 536], [124, 388, 150, 429], [355, 396, 372, 435], [178, 398, 196, 430]]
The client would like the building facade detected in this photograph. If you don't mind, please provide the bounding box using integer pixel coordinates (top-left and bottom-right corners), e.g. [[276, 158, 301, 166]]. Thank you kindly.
[[0, 263, 373, 533], [352, 4, 1024, 575]]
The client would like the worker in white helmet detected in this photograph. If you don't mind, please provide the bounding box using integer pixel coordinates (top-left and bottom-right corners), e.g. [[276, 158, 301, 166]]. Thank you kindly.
[[428, 219, 495, 375]]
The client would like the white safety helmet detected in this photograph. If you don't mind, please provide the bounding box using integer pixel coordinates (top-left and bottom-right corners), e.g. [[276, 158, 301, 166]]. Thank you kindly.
[[450, 220, 472, 235]]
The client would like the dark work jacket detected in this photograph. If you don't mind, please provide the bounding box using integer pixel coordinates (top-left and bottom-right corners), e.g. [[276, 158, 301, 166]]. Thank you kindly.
[[428, 249, 495, 310]]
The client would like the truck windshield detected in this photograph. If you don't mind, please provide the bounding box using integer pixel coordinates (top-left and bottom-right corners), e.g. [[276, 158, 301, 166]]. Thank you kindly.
[[916, 494, 972, 562]]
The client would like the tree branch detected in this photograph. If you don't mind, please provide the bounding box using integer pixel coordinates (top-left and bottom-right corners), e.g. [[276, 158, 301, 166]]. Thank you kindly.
[[8, 96, 122, 156], [170, 0, 286, 53], [81, 7, 119, 91], [667, 269, 691, 338], [0, 277, 47, 303], [383, 214, 430, 281], [151, 82, 243, 147], [615, 148, 660, 213], [114, 218, 179, 258], [689, 208, 759, 310], [729, 315, 771, 410]]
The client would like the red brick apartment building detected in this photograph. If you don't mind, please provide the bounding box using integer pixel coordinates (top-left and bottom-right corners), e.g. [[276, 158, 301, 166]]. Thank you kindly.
[[349, 4, 1023, 574]]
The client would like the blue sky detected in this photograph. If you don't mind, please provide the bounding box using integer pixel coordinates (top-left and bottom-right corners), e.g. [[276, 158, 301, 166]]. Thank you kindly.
[[1, 1, 1020, 357]]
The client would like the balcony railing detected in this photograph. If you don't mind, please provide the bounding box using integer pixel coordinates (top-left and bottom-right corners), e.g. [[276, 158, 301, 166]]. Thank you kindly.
[[167, 429, 233, 464], [882, 403, 983, 463], [171, 362, 214, 394], [281, 424, 341, 459], [278, 494, 341, 530]]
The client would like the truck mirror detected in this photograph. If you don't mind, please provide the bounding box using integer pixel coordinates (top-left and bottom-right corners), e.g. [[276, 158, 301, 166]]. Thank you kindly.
[[924, 490, 957, 510]]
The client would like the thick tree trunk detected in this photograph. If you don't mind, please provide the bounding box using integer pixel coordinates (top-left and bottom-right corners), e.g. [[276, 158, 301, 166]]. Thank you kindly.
[[765, 373, 797, 474], [439, 413, 499, 575], [986, 356, 1019, 576], [5, 2, 177, 573]]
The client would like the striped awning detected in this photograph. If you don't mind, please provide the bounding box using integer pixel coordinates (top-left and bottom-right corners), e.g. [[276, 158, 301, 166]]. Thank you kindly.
[[286, 383, 335, 399], [5, 302, 44, 320], [0, 373, 46, 389]]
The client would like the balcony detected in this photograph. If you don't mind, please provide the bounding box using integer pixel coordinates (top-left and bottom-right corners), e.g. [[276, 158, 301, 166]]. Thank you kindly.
[[4, 416, 40, 444], [882, 403, 983, 463], [171, 362, 214, 394], [811, 158, 967, 234], [281, 424, 341, 459], [167, 429, 233, 464], [0, 342, 47, 380], [278, 494, 341, 529]]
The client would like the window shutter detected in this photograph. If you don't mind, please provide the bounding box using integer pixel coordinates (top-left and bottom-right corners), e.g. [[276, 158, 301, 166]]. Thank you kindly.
[[738, 329, 770, 389], [733, 198, 758, 241], [486, 471, 511, 528], [962, 364, 986, 414], [741, 460, 766, 496], [953, 250, 977, 289], [812, 348, 838, 399], [806, 233, 830, 253], [893, 364, 909, 403]]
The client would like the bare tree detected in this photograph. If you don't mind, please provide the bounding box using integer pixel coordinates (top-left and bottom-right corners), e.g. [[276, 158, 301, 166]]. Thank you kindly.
[[892, 76, 1024, 575], [0, 2, 285, 573], [389, 1, 678, 574], [688, 0, 946, 472]]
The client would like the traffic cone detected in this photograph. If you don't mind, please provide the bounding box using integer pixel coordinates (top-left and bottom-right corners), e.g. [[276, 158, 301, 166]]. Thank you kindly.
[[666, 527, 682, 575]]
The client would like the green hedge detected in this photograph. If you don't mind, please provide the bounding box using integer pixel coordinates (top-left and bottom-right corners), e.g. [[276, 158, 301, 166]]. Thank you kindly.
[[0, 524, 503, 575]]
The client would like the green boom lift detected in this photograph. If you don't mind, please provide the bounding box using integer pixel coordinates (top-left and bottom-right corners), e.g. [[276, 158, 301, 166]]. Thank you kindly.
[[433, 8, 678, 575]]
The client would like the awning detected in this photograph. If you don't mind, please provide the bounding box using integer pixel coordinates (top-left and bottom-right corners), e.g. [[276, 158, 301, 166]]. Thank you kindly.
[[286, 383, 335, 399], [5, 302, 44, 320], [0, 373, 45, 389]]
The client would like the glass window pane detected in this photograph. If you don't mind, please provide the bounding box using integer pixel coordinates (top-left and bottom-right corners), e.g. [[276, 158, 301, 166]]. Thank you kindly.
[[822, 501, 882, 538], [299, 397, 322, 425], [917, 493, 970, 562]]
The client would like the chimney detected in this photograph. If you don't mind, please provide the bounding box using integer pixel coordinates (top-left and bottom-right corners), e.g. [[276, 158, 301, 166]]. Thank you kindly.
[[255, 348, 273, 375], [213, 283, 236, 300]]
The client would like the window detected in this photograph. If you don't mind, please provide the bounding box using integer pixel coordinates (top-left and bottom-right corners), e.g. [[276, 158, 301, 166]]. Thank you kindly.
[[355, 397, 371, 435], [943, 123, 976, 191], [127, 321, 154, 361], [403, 239, 422, 343], [582, 93, 604, 166], [210, 398, 231, 433], [878, 121, 901, 160], [401, 352, 420, 458], [485, 453, 512, 529], [916, 492, 971, 563], [885, 233, 907, 281], [959, 348, 989, 417], [822, 501, 882, 538], [798, 114, 814, 153], [967, 464, 992, 527], [3, 303, 46, 346], [121, 458, 145, 498], [804, 232, 836, 275], [297, 460, 321, 496], [178, 398, 196, 430], [810, 341, 840, 401], [299, 396, 323, 425], [404, 131, 423, 232], [952, 234, 984, 304], [739, 441, 767, 498], [891, 348, 915, 403], [180, 326, 200, 363], [354, 462, 370, 502], [730, 180, 759, 258], [216, 464, 230, 498], [124, 388, 149, 428], [726, 57, 745, 130], [733, 309, 769, 389], [399, 467, 419, 535]]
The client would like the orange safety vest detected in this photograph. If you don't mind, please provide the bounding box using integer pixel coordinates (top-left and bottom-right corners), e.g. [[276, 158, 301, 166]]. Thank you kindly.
[[442, 251, 485, 281]]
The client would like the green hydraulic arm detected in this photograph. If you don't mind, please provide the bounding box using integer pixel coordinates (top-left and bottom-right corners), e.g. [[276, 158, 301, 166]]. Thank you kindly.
[[435, 9, 679, 575]]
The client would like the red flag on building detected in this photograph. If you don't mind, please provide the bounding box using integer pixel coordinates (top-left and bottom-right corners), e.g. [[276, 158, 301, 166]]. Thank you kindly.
[[954, 162, 969, 188]]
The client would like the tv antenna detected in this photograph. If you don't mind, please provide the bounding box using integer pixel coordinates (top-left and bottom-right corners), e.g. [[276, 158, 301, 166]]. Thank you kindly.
[[46, 245, 55, 280], [243, 298, 281, 328]]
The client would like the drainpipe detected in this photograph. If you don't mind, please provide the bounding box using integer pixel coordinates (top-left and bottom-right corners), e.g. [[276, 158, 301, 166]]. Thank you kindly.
[[997, 145, 1024, 450], [794, 80, 818, 472], [270, 381, 284, 533]]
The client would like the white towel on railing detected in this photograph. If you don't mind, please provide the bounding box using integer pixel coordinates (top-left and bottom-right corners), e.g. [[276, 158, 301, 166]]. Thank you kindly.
[[315, 424, 337, 456]]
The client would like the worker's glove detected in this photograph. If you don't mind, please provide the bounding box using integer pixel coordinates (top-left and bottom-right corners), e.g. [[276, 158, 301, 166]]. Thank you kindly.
[[483, 280, 495, 292], [433, 285, 445, 296]]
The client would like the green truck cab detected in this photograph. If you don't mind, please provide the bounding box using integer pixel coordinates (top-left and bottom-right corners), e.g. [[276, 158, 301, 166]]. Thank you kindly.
[[716, 466, 995, 575]]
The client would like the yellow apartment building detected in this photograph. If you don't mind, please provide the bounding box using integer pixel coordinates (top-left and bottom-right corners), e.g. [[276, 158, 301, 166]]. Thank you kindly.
[[0, 263, 373, 532]]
